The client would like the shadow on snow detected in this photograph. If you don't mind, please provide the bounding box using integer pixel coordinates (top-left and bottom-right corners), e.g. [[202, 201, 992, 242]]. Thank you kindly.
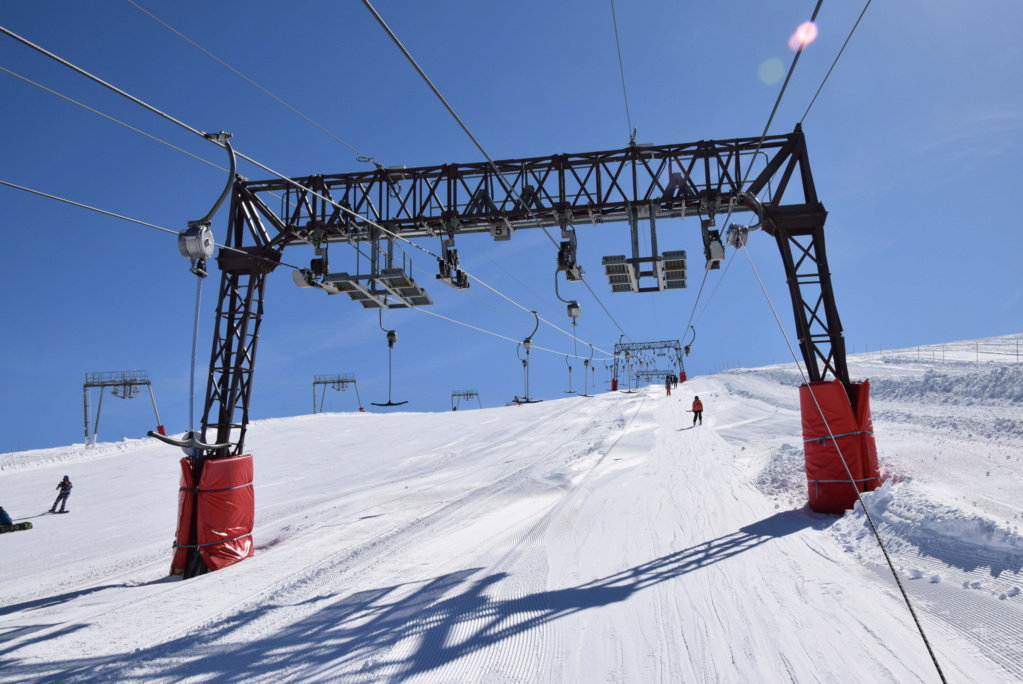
[[1, 510, 828, 683]]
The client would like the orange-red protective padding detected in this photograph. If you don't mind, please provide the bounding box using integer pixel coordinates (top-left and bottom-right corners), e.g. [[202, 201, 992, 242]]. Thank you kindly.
[[800, 380, 880, 514], [170, 458, 195, 576], [848, 380, 880, 491], [679, 372, 687, 383], [197, 454, 255, 571]]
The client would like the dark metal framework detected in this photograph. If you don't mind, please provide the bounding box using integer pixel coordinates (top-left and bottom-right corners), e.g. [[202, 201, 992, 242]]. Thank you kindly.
[[198, 124, 846, 457], [612, 341, 686, 386], [451, 389, 482, 410], [313, 373, 362, 413]]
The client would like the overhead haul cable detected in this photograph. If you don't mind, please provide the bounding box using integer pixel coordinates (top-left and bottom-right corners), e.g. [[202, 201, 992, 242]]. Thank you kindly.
[[0, 175, 608, 365], [723, 2, 947, 677], [122, 6, 612, 347], [740, 243, 947, 684], [0, 179, 301, 271], [125, 0, 377, 164], [801, 0, 873, 124], [0, 24, 608, 355], [360, 0, 633, 339], [0, 66, 224, 172], [608, 0, 634, 142], [679, 0, 824, 341]]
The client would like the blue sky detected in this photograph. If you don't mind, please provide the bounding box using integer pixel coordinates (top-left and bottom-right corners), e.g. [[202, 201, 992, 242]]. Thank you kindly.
[[2, 0, 1021, 452]]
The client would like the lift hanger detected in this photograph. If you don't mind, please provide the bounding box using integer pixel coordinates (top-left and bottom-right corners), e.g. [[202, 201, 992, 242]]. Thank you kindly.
[[371, 310, 409, 407]]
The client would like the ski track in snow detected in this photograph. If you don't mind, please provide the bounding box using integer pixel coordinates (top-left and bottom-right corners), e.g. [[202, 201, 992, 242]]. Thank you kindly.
[[1, 334, 1022, 682]]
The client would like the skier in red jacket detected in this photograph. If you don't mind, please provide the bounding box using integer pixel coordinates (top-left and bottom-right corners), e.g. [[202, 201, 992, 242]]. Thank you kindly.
[[691, 396, 704, 426]]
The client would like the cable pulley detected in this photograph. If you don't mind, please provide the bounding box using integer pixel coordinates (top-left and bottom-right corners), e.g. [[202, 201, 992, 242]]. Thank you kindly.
[[726, 191, 764, 249]]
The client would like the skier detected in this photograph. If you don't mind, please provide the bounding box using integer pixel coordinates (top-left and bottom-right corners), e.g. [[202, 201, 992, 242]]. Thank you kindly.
[[50, 475, 72, 513], [665, 375, 672, 396], [691, 396, 704, 426], [0, 506, 12, 526]]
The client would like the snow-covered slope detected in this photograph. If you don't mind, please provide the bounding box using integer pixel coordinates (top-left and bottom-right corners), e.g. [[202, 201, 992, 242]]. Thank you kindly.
[[1, 335, 1021, 683]]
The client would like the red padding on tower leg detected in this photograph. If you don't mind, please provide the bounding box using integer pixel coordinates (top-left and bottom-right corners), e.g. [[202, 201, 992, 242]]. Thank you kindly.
[[170, 458, 195, 576], [196, 454, 255, 571], [800, 380, 880, 514], [848, 380, 880, 491]]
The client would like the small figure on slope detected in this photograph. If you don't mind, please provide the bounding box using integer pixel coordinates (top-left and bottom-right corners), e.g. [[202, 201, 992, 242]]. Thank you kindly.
[[50, 475, 72, 513], [665, 375, 673, 396], [691, 396, 704, 426]]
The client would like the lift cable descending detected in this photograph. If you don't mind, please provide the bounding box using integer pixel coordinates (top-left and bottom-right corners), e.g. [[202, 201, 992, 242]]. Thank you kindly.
[[0, 174, 609, 374], [608, 0, 635, 144], [2, 24, 625, 374], [360, 0, 632, 341], [727, 2, 946, 677], [801, 1, 874, 125], [127, 0, 376, 164], [0, 65, 226, 173]]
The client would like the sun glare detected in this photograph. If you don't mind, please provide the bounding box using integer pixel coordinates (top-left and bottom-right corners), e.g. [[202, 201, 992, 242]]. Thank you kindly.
[[788, 21, 819, 51]]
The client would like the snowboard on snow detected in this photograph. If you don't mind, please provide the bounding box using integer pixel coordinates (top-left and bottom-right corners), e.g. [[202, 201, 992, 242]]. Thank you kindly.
[[0, 522, 33, 534]]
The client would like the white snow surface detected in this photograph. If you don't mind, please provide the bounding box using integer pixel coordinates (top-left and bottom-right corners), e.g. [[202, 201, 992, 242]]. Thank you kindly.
[[2, 335, 1022, 683]]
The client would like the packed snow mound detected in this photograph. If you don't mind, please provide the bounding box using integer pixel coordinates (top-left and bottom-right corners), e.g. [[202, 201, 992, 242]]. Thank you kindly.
[[870, 366, 1023, 404], [835, 482, 1023, 579]]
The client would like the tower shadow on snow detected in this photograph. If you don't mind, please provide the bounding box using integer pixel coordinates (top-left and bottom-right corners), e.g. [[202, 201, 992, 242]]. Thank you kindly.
[[1, 510, 828, 683]]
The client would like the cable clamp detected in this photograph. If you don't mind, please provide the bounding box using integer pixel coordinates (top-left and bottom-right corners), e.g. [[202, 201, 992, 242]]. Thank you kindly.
[[203, 131, 233, 144]]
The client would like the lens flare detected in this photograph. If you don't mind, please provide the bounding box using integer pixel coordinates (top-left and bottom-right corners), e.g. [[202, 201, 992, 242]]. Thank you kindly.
[[758, 58, 784, 85], [788, 21, 818, 51]]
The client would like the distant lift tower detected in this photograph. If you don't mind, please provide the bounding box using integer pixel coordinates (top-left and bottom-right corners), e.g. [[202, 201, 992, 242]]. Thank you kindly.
[[451, 389, 482, 411], [83, 370, 162, 447], [312, 373, 363, 413], [612, 341, 685, 391]]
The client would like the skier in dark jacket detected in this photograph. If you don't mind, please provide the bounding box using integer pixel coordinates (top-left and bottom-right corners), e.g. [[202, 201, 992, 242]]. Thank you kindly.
[[50, 475, 72, 513], [0, 506, 12, 526]]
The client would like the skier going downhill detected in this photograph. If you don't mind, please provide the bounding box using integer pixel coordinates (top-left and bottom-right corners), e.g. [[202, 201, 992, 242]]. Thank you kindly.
[[691, 396, 704, 426], [50, 475, 72, 513]]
